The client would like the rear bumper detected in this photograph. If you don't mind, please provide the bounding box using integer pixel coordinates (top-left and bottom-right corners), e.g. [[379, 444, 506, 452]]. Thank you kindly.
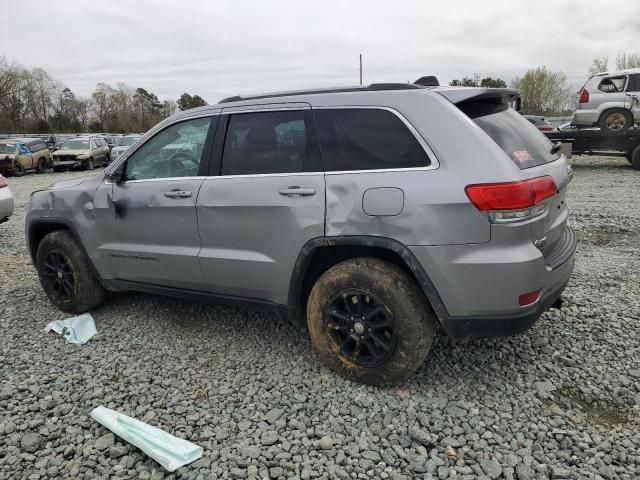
[[440, 273, 570, 341], [409, 224, 576, 341], [572, 109, 598, 126]]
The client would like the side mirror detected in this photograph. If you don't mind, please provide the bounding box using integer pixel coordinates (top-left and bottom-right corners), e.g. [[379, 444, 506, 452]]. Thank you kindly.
[[106, 163, 125, 184]]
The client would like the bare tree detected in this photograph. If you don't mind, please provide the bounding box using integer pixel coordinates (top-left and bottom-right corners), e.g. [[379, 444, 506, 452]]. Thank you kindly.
[[615, 51, 640, 70], [588, 56, 609, 75]]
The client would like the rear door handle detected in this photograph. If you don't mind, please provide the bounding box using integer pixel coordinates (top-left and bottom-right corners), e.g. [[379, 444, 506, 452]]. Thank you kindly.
[[278, 186, 316, 197], [164, 190, 192, 198]]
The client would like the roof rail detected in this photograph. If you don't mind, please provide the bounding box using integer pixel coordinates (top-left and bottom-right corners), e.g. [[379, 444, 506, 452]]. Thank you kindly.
[[218, 83, 425, 104]]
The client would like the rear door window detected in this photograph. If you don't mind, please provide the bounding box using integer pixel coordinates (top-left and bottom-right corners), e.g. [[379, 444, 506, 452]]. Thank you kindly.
[[461, 102, 560, 169], [221, 110, 320, 175], [314, 108, 430, 171]]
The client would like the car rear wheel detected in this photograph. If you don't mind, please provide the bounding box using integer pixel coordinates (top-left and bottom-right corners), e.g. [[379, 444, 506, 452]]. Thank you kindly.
[[599, 108, 633, 133], [36, 230, 107, 313], [11, 162, 25, 177], [36, 158, 48, 173], [307, 257, 436, 385]]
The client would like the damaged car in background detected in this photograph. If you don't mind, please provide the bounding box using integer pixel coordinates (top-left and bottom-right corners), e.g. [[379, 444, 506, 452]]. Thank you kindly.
[[52, 136, 110, 171], [25, 82, 576, 385], [0, 138, 52, 176]]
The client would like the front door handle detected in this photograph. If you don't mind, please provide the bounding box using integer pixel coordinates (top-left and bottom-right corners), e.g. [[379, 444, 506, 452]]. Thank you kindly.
[[278, 186, 316, 197], [164, 190, 192, 199]]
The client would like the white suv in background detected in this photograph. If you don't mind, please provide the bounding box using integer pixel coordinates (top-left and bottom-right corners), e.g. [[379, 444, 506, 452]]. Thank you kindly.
[[573, 69, 640, 132]]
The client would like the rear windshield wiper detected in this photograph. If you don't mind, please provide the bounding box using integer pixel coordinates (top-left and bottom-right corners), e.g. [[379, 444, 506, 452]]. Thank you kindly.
[[550, 142, 562, 155]]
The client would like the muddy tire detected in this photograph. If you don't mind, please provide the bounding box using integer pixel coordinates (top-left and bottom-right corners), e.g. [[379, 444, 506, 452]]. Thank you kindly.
[[11, 162, 25, 177], [598, 108, 633, 133], [630, 145, 640, 171], [36, 157, 48, 173], [307, 257, 435, 386], [35, 230, 107, 314]]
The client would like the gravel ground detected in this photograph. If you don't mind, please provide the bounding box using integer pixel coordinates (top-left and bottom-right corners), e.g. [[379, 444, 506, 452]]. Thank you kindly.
[[1, 157, 639, 480]]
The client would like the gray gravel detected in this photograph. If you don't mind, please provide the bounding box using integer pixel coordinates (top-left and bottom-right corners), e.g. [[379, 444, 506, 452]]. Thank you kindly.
[[1, 157, 639, 480]]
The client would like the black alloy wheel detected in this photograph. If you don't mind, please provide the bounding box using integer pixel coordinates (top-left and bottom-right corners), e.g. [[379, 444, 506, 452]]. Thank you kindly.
[[42, 250, 76, 302], [323, 288, 397, 368]]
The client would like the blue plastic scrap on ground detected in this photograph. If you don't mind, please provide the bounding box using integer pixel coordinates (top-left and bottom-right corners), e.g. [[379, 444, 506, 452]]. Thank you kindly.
[[91, 406, 204, 472], [45, 313, 97, 345]]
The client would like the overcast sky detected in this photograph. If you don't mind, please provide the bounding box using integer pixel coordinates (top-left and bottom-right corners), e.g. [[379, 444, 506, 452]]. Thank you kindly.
[[4, 0, 640, 103]]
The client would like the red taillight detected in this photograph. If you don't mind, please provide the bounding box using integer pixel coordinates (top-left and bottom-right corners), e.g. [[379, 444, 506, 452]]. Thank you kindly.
[[465, 176, 558, 211], [578, 88, 589, 103], [0, 176, 7, 189], [519, 289, 541, 306]]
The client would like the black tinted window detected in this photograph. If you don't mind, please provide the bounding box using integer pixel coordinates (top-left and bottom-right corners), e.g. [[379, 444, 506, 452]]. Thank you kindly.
[[314, 109, 430, 171], [627, 74, 640, 92], [222, 110, 317, 175], [463, 102, 559, 169]]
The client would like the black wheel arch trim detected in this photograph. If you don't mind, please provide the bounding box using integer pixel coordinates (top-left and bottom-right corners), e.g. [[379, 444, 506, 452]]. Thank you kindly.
[[26, 217, 109, 290], [288, 236, 450, 321]]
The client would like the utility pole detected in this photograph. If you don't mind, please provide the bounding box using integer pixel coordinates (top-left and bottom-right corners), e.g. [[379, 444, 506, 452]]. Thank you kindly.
[[359, 54, 363, 86]]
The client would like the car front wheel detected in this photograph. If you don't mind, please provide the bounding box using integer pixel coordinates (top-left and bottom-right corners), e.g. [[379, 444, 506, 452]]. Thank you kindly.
[[307, 257, 436, 385], [36, 230, 107, 313]]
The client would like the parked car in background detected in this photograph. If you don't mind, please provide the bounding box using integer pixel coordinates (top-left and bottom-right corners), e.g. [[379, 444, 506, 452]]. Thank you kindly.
[[52, 136, 110, 171], [573, 68, 640, 132], [0, 142, 16, 176], [0, 174, 14, 223], [0, 138, 51, 176], [26, 83, 575, 385], [109, 135, 142, 163], [524, 115, 554, 132], [99, 135, 119, 152]]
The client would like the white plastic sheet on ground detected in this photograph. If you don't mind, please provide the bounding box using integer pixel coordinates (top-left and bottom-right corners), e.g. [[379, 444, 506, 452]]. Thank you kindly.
[[90, 406, 203, 472], [45, 313, 97, 344]]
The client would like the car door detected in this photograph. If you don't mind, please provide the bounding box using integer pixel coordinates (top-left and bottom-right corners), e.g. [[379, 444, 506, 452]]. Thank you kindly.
[[196, 105, 325, 304], [17, 143, 34, 169], [110, 115, 217, 290], [626, 73, 640, 121]]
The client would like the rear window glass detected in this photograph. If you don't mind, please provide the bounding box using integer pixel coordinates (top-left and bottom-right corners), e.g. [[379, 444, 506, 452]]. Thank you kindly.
[[461, 102, 559, 169], [314, 109, 430, 171], [29, 142, 48, 152]]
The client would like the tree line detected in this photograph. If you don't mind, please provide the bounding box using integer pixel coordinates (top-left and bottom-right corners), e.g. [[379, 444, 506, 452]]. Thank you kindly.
[[1, 51, 639, 133], [0, 56, 208, 134]]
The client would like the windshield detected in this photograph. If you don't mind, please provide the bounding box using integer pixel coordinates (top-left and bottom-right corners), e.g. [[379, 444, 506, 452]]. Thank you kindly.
[[118, 136, 141, 146], [461, 102, 560, 169], [61, 139, 90, 150], [0, 143, 16, 154]]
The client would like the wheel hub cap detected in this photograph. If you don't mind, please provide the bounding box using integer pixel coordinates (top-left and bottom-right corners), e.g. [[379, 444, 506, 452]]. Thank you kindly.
[[323, 288, 397, 368]]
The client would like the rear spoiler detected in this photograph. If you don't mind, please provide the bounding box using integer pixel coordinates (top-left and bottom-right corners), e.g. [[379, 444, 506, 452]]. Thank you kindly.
[[436, 88, 522, 112]]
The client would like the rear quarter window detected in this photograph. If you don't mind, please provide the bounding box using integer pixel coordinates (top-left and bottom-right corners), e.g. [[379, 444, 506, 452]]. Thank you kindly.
[[460, 102, 560, 169], [314, 108, 430, 171]]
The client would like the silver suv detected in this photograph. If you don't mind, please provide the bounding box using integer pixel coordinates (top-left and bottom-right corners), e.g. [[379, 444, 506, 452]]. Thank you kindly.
[[26, 84, 576, 385], [573, 68, 640, 132]]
